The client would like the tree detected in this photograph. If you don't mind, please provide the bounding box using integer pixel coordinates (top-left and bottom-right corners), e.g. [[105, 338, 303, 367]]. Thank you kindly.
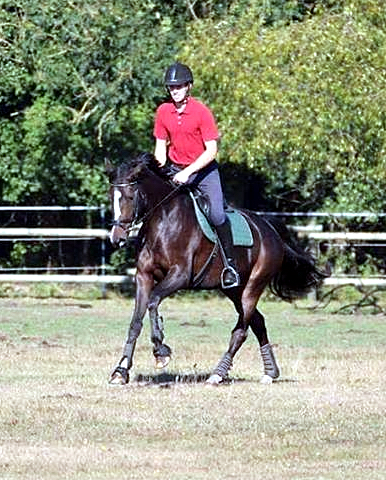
[[182, 0, 386, 213], [0, 0, 232, 270], [0, 0, 201, 205]]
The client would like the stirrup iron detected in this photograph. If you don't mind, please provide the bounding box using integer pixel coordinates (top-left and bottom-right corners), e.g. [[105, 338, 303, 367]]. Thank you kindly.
[[221, 265, 240, 289]]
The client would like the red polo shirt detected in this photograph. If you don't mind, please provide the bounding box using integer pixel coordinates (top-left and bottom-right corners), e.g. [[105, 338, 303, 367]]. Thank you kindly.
[[153, 96, 219, 166]]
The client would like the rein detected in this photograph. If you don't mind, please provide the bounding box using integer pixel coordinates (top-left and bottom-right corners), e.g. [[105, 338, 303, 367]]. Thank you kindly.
[[111, 174, 219, 288]]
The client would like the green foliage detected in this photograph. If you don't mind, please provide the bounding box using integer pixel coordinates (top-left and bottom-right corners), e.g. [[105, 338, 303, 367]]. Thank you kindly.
[[1, 0, 386, 275], [3, 0, 384, 212], [0, 0, 196, 205], [183, 0, 386, 212]]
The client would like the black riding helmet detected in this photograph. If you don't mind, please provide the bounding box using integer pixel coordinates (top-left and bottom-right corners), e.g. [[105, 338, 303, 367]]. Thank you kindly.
[[164, 62, 193, 86]]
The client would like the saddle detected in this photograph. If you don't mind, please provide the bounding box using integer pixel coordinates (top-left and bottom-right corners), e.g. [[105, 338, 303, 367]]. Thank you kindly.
[[189, 192, 253, 247]]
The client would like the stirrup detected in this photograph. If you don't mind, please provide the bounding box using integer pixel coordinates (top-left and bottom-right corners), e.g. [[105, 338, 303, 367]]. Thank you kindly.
[[221, 265, 240, 289]]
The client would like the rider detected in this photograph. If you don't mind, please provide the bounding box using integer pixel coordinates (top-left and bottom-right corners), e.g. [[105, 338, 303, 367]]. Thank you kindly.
[[153, 61, 240, 288]]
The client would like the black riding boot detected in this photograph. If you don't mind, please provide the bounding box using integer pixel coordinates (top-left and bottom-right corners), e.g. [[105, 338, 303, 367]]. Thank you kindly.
[[215, 219, 240, 288]]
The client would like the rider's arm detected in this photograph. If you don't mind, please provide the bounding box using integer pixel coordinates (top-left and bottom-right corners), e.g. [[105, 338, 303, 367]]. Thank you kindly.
[[186, 140, 217, 175], [154, 138, 168, 167], [173, 140, 217, 184]]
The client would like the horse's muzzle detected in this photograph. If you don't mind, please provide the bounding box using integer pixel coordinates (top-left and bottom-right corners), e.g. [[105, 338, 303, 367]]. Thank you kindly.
[[109, 225, 127, 247]]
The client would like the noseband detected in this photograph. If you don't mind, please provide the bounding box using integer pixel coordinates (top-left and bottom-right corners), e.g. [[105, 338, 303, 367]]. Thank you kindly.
[[110, 182, 144, 233]]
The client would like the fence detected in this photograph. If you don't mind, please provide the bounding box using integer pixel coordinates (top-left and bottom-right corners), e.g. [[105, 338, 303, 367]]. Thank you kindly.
[[289, 213, 386, 287], [303, 231, 386, 286], [0, 206, 129, 285], [0, 207, 385, 287]]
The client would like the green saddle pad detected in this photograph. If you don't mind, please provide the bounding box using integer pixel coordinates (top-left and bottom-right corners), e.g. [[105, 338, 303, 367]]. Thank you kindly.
[[189, 192, 253, 247]]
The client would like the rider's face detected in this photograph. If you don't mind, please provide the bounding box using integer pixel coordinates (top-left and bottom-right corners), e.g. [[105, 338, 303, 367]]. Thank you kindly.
[[168, 83, 191, 104]]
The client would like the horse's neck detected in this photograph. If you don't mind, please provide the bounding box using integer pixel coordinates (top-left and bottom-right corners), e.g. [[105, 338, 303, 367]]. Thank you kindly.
[[142, 174, 175, 206], [140, 173, 195, 224]]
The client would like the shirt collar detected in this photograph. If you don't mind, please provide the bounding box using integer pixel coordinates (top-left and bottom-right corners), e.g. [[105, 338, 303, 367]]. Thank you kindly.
[[171, 96, 194, 115]]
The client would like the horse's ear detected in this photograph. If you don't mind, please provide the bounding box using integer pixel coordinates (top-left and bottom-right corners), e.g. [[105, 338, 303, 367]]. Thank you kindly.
[[105, 158, 114, 175]]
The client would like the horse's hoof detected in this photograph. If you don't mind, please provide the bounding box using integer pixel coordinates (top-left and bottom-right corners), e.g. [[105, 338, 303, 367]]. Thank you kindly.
[[155, 356, 170, 369], [109, 368, 128, 385], [260, 374, 274, 385], [206, 374, 223, 385], [109, 374, 126, 385]]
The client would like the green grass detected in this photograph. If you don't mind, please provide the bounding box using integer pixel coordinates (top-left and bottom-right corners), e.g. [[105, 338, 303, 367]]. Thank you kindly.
[[1, 293, 385, 479]]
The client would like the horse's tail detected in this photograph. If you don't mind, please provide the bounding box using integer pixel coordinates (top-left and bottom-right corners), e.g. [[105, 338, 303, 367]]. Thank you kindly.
[[268, 218, 327, 301]]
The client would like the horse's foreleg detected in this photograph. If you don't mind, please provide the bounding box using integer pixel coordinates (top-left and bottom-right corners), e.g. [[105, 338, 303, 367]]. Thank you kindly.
[[149, 307, 172, 369], [250, 309, 280, 383], [109, 272, 152, 385], [148, 266, 188, 369]]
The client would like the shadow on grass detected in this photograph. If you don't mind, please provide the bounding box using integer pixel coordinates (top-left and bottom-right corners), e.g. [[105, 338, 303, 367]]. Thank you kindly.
[[134, 372, 249, 386], [133, 372, 298, 386]]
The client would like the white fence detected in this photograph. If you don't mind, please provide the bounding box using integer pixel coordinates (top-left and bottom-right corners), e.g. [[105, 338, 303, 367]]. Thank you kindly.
[[0, 206, 130, 285], [0, 207, 385, 287], [295, 230, 386, 286]]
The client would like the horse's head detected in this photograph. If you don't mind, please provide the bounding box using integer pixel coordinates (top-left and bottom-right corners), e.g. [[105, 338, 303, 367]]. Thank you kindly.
[[107, 153, 172, 247]]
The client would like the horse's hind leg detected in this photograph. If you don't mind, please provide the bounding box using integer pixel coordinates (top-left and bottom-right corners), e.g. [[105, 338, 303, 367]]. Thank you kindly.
[[207, 280, 280, 384], [207, 291, 250, 385], [250, 309, 280, 383], [207, 318, 247, 384]]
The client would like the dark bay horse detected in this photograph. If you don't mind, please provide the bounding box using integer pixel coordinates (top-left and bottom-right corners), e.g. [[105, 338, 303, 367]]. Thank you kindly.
[[107, 153, 325, 385]]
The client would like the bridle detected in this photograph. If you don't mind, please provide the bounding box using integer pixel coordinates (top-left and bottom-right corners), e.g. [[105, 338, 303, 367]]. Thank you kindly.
[[110, 174, 219, 287], [110, 181, 139, 233], [110, 180, 183, 234]]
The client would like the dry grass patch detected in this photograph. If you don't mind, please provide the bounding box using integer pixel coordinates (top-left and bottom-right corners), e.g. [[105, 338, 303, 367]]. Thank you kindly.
[[0, 295, 385, 479]]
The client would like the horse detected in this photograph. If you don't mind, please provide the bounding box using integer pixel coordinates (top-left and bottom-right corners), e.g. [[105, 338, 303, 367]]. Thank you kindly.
[[107, 152, 325, 385]]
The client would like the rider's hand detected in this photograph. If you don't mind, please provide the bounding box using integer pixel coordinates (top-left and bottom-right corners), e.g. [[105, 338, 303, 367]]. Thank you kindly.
[[173, 169, 191, 184]]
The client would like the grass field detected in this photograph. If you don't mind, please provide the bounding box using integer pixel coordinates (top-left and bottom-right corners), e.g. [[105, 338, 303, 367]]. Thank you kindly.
[[0, 291, 385, 479]]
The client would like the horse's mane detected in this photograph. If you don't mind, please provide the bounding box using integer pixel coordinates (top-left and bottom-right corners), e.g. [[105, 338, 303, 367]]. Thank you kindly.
[[115, 152, 174, 183]]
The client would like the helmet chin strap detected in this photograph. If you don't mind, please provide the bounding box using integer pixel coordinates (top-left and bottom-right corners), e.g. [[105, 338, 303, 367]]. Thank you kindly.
[[174, 97, 189, 111]]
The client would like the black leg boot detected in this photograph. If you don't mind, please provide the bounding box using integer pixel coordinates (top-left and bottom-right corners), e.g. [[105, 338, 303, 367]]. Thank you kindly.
[[215, 219, 240, 288]]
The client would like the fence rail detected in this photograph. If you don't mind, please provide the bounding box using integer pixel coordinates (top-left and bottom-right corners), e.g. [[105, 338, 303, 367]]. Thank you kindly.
[[323, 277, 386, 286], [303, 232, 386, 241], [0, 207, 385, 287], [0, 205, 113, 284], [0, 228, 109, 238], [0, 274, 130, 284]]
